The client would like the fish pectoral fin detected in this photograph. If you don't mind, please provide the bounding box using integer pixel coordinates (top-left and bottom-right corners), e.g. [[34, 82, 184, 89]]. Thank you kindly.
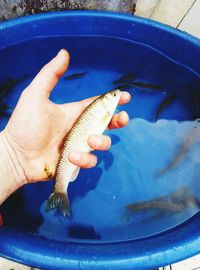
[[69, 166, 80, 182]]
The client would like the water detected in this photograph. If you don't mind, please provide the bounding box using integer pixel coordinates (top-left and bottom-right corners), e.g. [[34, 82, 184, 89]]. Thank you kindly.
[[0, 36, 200, 243]]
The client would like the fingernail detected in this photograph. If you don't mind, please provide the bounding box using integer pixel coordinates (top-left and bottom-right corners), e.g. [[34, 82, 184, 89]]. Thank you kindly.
[[69, 152, 81, 162], [93, 136, 103, 148], [121, 111, 129, 121]]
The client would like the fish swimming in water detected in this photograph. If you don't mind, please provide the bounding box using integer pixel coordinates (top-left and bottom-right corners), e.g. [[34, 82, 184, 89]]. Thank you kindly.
[[46, 89, 121, 217], [189, 87, 200, 118], [113, 72, 164, 93], [131, 82, 162, 91], [125, 187, 200, 214], [0, 105, 14, 118], [155, 93, 176, 120], [114, 73, 136, 84], [126, 200, 184, 213], [114, 84, 134, 91], [156, 124, 200, 177], [0, 80, 18, 99], [0, 76, 28, 100], [0, 77, 22, 116], [63, 72, 87, 81], [114, 77, 163, 94]]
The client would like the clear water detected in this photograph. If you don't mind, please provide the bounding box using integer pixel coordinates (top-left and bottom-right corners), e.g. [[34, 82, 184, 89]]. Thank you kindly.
[[0, 36, 200, 243]]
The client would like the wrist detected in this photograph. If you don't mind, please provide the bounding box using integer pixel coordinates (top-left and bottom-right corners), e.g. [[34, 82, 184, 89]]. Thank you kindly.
[[0, 131, 27, 204]]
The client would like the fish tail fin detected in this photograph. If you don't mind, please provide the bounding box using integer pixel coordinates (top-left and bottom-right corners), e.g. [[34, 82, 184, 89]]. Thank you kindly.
[[45, 192, 71, 217]]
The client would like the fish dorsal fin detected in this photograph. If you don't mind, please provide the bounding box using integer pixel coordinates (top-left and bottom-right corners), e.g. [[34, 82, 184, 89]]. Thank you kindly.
[[69, 166, 80, 182]]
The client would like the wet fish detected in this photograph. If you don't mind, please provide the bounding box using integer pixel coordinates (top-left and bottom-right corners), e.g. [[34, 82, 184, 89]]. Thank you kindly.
[[155, 93, 176, 120], [190, 87, 200, 117], [157, 125, 200, 177], [63, 72, 87, 81], [125, 187, 200, 214], [114, 84, 133, 91], [114, 73, 136, 84], [131, 81, 162, 90], [0, 105, 14, 111], [0, 80, 16, 99], [0, 105, 14, 117], [0, 76, 27, 99], [46, 89, 121, 217], [115, 82, 163, 93], [126, 200, 183, 213]]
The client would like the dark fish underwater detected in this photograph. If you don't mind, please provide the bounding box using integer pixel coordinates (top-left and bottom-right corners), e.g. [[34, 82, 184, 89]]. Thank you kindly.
[[125, 187, 200, 214], [155, 93, 176, 121], [63, 72, 87, 81], [114, 72, 136, 84]]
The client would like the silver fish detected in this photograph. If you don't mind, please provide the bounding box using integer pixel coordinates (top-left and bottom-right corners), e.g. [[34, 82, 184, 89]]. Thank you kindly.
[[46, 89, 121, 216], [126, 200, 184, 213], [157, 124, 200, 178]]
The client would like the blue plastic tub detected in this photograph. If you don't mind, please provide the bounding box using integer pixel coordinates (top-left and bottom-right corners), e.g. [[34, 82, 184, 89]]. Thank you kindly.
[[0, 11, 200, 270]]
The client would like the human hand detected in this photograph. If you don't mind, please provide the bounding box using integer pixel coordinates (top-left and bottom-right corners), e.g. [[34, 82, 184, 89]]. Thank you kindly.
[[0, 49, 130, 200]]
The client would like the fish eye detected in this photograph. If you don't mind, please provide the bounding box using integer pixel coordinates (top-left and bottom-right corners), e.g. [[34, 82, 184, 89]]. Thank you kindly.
[[113, 92, 116, 97]]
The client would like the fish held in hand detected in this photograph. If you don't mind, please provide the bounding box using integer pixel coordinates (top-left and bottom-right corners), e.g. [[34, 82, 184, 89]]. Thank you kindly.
[[46, 89, 121, 217]]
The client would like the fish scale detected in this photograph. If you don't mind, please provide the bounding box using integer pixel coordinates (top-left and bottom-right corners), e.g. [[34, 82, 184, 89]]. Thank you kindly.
[[46, 89, 121, 217]]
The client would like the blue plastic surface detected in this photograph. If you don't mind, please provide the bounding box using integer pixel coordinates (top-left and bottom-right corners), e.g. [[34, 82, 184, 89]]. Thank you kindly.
[[0, 11, 200, 270]]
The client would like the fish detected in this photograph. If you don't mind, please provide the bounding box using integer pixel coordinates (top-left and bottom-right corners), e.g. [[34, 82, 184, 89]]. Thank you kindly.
[[0, 75, 28, 100], [114, 73, 136, 84], [193, 95, 200, 117], [0, 105, 14, 111], [156, 125, 200, 177], [126, 200, 184, 213], [46, 89, 121, 217], [125, 187, 200, 214], [63, 72, 87, 81], [0, 76, 25, 115], [0, 80, 16, 99], [114, 81, 163, 93], [114, 84, 134, 91], [155, 93, 176, 120], [189, 87, 200, 117], [131, 81, 162, 90]]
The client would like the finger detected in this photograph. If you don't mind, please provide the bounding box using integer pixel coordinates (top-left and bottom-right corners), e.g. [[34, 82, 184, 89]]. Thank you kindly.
[[118, 91, 131, 105], [27, 49, 70, 99], [88, 135, 111, 151], [108, 111, 129, 129], [68, 152, 97, 168]]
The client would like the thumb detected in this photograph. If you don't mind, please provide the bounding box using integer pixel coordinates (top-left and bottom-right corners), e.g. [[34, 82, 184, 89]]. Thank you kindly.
[[27, 49, 70, 99]]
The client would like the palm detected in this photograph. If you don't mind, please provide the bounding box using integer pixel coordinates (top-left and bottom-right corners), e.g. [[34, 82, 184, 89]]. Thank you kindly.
[[5, 91, 87, 182]]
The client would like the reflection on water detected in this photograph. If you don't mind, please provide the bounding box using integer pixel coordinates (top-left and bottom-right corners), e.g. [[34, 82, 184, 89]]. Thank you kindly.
[[38, 118, 200, 242]]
